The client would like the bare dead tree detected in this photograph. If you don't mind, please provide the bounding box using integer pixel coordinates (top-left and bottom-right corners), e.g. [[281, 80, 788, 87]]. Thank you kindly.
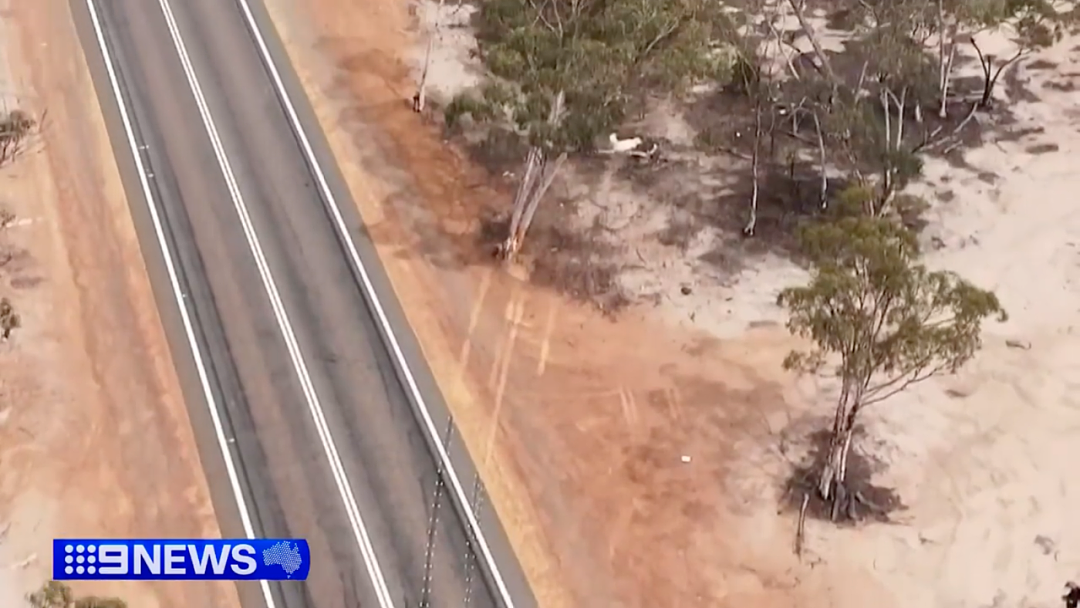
[[810, 110, 827, 208], [969, 36, 1027, 108], [744, 103, 763, 236], [794, 492, 809, 558], [498, 91, 567, 260], [935, 0, 961, 117], [785, 0, 841, 89], [414, 0, 448, 113]]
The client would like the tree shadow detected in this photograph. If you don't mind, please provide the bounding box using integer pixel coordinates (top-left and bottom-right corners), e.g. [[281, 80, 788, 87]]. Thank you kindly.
[[475, 205, 632, 316], [614, 146, 849, 273], [780, 427, 905, 525]]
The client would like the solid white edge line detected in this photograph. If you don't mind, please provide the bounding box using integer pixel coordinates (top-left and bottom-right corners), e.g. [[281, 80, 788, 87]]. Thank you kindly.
[[151, 1, 399, 607], [230, 1, 519, 605], [82, 2, 277, 608]]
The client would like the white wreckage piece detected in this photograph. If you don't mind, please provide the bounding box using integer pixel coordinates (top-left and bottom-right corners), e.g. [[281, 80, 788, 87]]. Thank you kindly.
[[599, 132, 660, 160]]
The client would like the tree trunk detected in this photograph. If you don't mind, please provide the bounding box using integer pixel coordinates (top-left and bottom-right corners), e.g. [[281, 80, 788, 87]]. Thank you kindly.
[[983, 50, 1025, 108], [502, 147, 543, 257], [811, 111, 826, 209], [413, 0, 447, 112], [744, 107, 762, 236], [414, 35, 436, 112], [500, 91, 565, 260], [938, 37, 957, 118], [978, 57, 994, 107], [785, 0, 840, 88], [970, 38, 1026, 109], [827, 425, 855, 521], [935, 0, 958, 119], [500, 149, 567, 260], [818, 384, 862, 520], [517, 151, 567, 240]]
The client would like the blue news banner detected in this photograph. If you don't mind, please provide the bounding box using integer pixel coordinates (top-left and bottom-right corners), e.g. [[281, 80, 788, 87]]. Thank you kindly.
[[53, 539, 310, 581]]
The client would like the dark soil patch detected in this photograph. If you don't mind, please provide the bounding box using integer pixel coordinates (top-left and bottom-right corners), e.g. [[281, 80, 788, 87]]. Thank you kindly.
[[1027, 59, 1058, 71], [1044, 78, 1080, 92], [781, 428, 904, 525], [9, 275, 43, 289], [1025, 142, 1060, 155], [461, 126, 531, 178], [992, 124, 1044, 145], [1004, 66, 1041, 104], [655, 211, 704, 250], [615, 142, 850, 275]]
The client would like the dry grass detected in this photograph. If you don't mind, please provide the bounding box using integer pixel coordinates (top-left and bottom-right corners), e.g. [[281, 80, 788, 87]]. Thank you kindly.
[[26, 581, 127, 608]]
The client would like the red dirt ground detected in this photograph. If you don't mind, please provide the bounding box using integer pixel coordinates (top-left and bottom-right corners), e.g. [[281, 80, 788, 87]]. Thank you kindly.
[[0, 2, 240, 607]]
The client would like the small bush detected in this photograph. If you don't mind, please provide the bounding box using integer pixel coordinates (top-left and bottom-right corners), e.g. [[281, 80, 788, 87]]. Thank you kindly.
[[0, 108, 36, 165], [0, 296, 19, 340], [27, 581, 127, 608]]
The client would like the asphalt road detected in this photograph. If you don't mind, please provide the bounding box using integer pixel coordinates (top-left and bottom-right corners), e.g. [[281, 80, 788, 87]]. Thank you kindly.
[[68, 0, 536, 607]]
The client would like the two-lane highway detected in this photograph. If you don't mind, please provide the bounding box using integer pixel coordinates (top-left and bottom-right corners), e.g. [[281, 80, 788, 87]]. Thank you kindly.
[[68, 0, 536, 606]]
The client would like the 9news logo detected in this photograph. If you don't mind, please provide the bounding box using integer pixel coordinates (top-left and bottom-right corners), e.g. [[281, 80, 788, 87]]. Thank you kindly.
[[53, 538, 310, 581], [59, 543, 103, 576]]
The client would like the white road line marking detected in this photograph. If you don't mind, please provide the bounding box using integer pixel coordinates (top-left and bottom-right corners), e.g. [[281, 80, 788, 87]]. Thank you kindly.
[[82, 3, 277, 608], [229, 1, 520, 605], [151, 1, 398, 607]]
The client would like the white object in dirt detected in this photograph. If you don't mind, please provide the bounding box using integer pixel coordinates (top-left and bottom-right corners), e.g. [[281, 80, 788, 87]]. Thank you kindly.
[[681, 455, 692, 463], [608, 132, 644, 153]]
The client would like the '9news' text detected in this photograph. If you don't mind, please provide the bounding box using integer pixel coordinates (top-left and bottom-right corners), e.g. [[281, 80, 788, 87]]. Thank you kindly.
[[53, 539, 310, 581]]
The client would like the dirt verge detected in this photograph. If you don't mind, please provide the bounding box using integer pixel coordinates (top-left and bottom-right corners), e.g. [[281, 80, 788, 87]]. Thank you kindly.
[[0, 3, 240, 607]]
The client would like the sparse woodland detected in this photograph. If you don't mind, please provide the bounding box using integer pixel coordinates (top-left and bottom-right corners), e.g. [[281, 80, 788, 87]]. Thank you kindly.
[[434, 0, 1077, 524], [445, 0, 734, 256]]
